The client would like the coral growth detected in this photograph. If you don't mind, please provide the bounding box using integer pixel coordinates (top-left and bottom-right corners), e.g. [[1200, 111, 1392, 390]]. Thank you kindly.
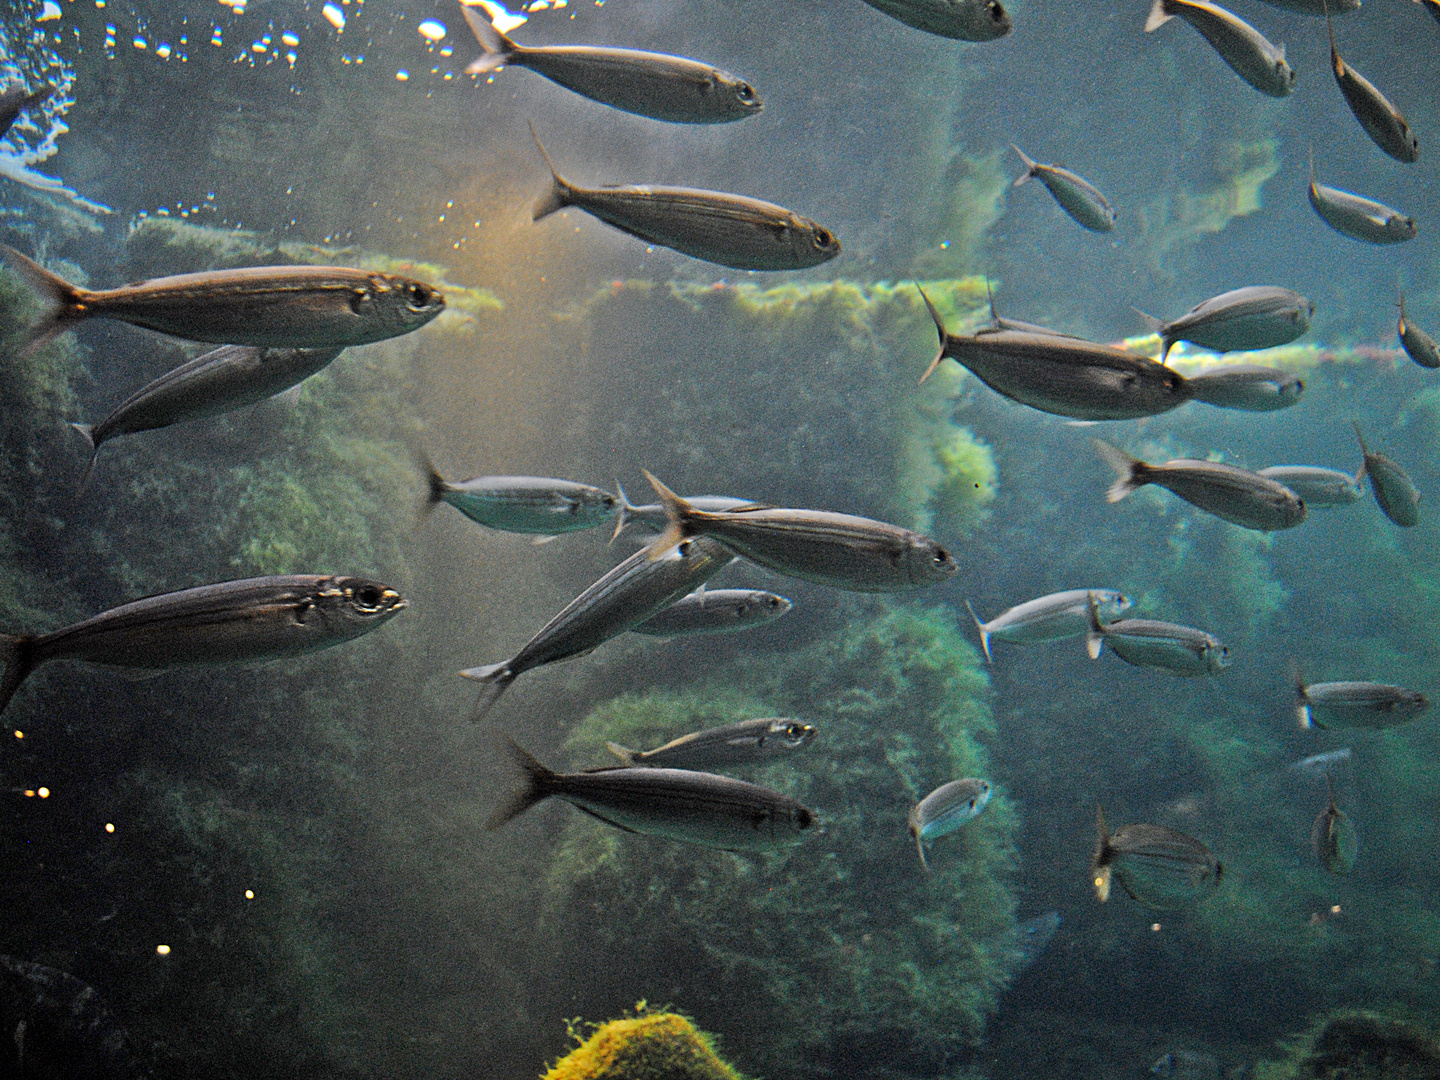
[[542, 1005, 750, 1080]]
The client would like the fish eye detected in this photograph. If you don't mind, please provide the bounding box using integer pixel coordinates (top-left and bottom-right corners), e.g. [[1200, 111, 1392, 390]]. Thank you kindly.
[[736, 82, 756, 103], [786, 724, 807, 738], [812, 227, 834, 250], [932, 547, 950, 565], [405, 283, 431, 309], [987, 0, 1006, 20], [967, 800, 976, 810], [796, 807, 815, 829], [353, 584, 385, 610]]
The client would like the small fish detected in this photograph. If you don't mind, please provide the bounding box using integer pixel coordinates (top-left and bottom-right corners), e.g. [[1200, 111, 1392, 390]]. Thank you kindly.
[[1145, 0, 1294, 98], [1312, 776, 1359, 874], [1009, 144, 1117, 233], [909, 778, 992, 870], [1398, 293, 1440, 369], [859, 0, 1012, 40], [644, 472, 958, 592], [0, 83, 53, 137], [1136, 286, 1312, 363], [1184, 365, 1304, 412], [999, 911, 1062, 972], [1324, 1, 1418, 163], [488, 740, 816, 851], [0, 576, 405, 716], [606, 717, 817, 769], [1293, 671, 1430, 730], [1307, 150, 1416, 245], [1256, 465, 1364, 507], [529, 128, 840, 272], [631, 586, 793, 637], [71, 344, 344, 483], [1086, 600, 1231, 677], [965, 588, 1131, 662], [0, 955, 152, 1079], [1093, 439, 1306, 531], [459, 6, 762, 124], [1152, 1051, 1222, 1080], [1288, 747, 1352, 778], [1092, 805, 1222, 910], [424, 457, 618, 536], [611, 480, 764, 539], [1354, 424, 1419, 527]]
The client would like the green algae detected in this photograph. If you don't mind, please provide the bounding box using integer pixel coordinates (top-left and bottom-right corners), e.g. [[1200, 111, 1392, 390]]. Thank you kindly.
[[542, 1006, 751, 1080], [1256, 1010, 1440, 1080]]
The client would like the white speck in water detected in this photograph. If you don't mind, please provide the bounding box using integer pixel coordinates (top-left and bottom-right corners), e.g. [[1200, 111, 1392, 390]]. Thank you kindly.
[[395, 68, 409, 80], [417, 19, 446, 42], [38, 1, 62, 21], [322, 3, 346, 31]]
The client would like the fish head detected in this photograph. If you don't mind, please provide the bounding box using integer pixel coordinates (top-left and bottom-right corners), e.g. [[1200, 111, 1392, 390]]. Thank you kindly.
[[734, 590, 793, 623], [1205, 640, 1233, 675], [313, 576, 408, 636], [1296, 299, 1315, 331], [951, 0, 1013, 39], [1152, 1054, 1177, 1078], [360, 272, 446, 334], [905, 537, 959, 585], [1386, 213, 1419, 241], [786, 215, 842, 267], [1406, 692, 1432, 718], [1095, 589, 1132, 619], [710, 70, 763, 118], [1274, 56, 1297, 94], [768, 718, 817, 749]]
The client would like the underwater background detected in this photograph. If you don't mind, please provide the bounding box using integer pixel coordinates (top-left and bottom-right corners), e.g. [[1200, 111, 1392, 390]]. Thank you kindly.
[[1, 0, 1439, 1077]]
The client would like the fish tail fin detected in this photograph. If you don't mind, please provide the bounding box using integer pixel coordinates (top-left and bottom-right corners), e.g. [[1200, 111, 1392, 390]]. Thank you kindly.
[[1144, 0, 1176, 32], [1092, 439, 1147, 503], [606, 740, 639, 766], [610, 478, 636, 542], [916, 831, 930, 872], [1352, 456, 1368, 490], [1084, 591, 1106, 660], [1352, 421, 1370, 461], [421, 451, 449, 514], [642, 469, 696, 559], [460, 2, 520, 74], [964, 599, 993, 664], [1091, 804, 1112, 900], [528, 122, 575, 222], [1009, 143, 1038, 187], [459, 662, 518, 720], [485, 739, 558, 829], [1322, 0, 1339, 67], [915, 285, 949, 384], [1307, 142, 1318, 189], [69, 422, 99, 491], [1288, 660, 1316, 729], [0, 244, 87, 356], [0, 634, 38, 717]]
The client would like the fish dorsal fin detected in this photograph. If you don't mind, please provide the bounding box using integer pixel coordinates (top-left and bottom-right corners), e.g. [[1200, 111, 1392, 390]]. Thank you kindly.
[[1352, 421, 1371, 462], [985, 276, 1000, 327], [1323, 0, 1341, 69], [915, 285, 950, 384]]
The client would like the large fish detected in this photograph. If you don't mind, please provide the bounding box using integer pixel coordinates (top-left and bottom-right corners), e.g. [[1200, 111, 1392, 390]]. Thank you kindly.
[[1085, 604, 1232, 677], [644, 472, 958, 592], [1009, 144, 1116, 233], [1144, 0, 1294, 98], [1256, 464, 1363, 507], [1307, 152, 1416, 245], [1398, 293, 1440, 369], [631, 586, 792, 637], [1093, 439, 1307, 531], [917, 287, 1191, 421], [965, 588, 1131, 662], [908, 777, 992, 870], [1324, 2, 1418, 163], [0, 575, 405, 715], [606, 717, 817, 769], [529, 129, 840, 272], [1354, 424, 1419, 527], [1184, 365, 1304, 412], [1294, 671, 1430, 730], [1092, 805, 1222, 910], [0, 955, 152, 1079], [424, 457, 618, 536], [459, 6, 762, 124], [1312, 777, 1358, 874], [859, 0, 1012, 40], [1137, 286, 1312, 363], [0, 84, 53, 137], [488, 740, 816, 851]]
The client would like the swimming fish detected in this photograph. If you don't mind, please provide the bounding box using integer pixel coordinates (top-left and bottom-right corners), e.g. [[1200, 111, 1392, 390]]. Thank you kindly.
[[606, 717, 816, 769], [631, 586, 793, 637], [1009, 145, 1116, 233], [909, 778, 992, 870], [458, 6, 762, 124], [1398, 293, 1440, 369], [1092, 805, 1222, 909], [859, 0, 1012, 40], [1312, 776, 1358, 874], [424, 458, 618, 536], [0, 955, 151, 1079], [1256, 465, 1363, 507], [1184, 365, 1304, 412], [1324, 1, 1418, 163], [1354, 424, 1419, 527], [1294, 671, 1430, 730], [1251, 0, 1358, 13], [1137, 286, 1312, 363], [1144, 0, 1294, 98], [965, 588, 1131, 662], [1093, 440, 1306, 531], [0, 84, 53, 137], [1152, 1051, 1222, 1080], [71, 344, 344, 482], [1307, 151, 1417, 244], [529, 128, 840, 272], [917, 287, 1190, 420], [0, 575, 405, 716], [611, 481, 764, 539], [1086, 600, 1231, 677], [644, 472, 958, 592], [461, 535, 735, 718], [488, 740, 816, 851], [1288, 747, 1352, 778]]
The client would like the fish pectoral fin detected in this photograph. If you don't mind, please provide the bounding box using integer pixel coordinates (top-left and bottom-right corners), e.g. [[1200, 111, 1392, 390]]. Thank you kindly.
[[571, 805, 641, 834]]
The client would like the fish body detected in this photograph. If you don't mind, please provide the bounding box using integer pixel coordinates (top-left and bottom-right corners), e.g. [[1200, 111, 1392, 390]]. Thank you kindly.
[[612, 482, 762, 538], [860, 0, 1012, 40], [1307, 155, 1416, 244], [606, 717, 816, 769], [0, 84, 53, 137], [1288, 747, 1352, 778], [1295, 676, 1430, 730], [966, 588, 1131, 662], [909, 778, 992, 869], [1354, 425, 1419, 527], [0, 956, 151, 1079], [1092, 805, 1221, 909], [425, 460, 617, 535], [1184, 365, 1304, 412], [1251, 0, 1358, 13], [1325, 7, 1418, 163], [1093, 440, 1306, 531], [631, 587, 792, 637], [1398, 294, 1440, 369], [1009, 145, 1116, 233], [1257, 465, 1363, 507], [0, 245, 444, 353], [0, 575, 405, 715], [1000, 911, 1062, 972], [1086, 608, 1231, 677], [1312, 780, 1358, 874], [489, 741, 816, 851], [1152, 1051, 1222, 1080], [459, 7, 762, 123], [1141, 286, 1312, 362], [644, 472, 958, 592], [1145, 0, 1295, 98]]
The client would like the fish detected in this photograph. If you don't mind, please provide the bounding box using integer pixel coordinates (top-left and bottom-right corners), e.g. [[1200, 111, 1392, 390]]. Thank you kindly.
[[529, 128, 840, 272], [859, 0, 1012, 40], [460, 535, 736, 718], [1324, 1, 1418, 163], [488, 740, 816, 851], [1312, 776, 1359, 874], [1144, 0, 1295, 99], [605, 717, 817, 768], [1009, 144, 1116, 233], [0, 83, 53, 137], [1184, 365, 1304, 412], [424, 458, 618, 536], [1307, 150, 1417, 245], [0, 955, 152, 1079], [1293, 671, 1430, 730], [1398, 293, 1440, 369], [0, 575, 405, 716], [908, 778, 992, 870], [1135, 286, 1312, 363], [458, 6, 762, 124], [1152, 1051, 1222, 1080], [998, 911, 1062, 973], [1251, 0, 1358, 13], [644, 472, 958, 592], [611, 480, 764, 539], [1256, 465, 1364, 507], [1093, 439, 1306, 531], [965, 588, 1132, 662], [1418, 0, 1440, 26], [630, 586, 793, 637], [70, 344, 344, 482], [1092, 805, 1222, 910], [1288, 747, 1352, 778], [1086, 599, 1231, 677], [1354, 424, 1419, 527], [917, 287, 1191, 421]]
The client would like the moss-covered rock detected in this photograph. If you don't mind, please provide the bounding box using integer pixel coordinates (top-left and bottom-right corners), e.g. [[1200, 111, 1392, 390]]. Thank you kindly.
[[542, 1006, 750, 1080], [1256, 1011, 1440, 1080]]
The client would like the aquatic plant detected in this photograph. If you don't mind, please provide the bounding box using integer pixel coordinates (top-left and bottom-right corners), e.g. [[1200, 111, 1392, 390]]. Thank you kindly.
[[541, 1005, 751, 1080]]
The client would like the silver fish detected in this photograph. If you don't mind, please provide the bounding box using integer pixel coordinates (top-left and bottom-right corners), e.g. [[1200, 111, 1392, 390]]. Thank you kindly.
[[965, 588, 1132, 662], [605, 717, 817, 768], [0, 84, 52, 137], [460, 535, 735, 717], [1307, 151, 1416, 245], [0, 575, 406, 716], [860, 0, 1012, 40], [1398, 293, 1440, 369], [611, 480, 763, 539], [71, 344, 344, 481], [1324, 3, 1418, 163], [918, 287, 1191, 420], [459, 7, 762, 124], [1354, 424, 1419, 527], [644, 472, 958, 592], [489, 741, 816, 851], [631, 586, 792, 637], [1294, 673, 1430, 730], [1312, 776, 1358, 874], [424, 457, 617, 536], [1184, 365, 1304, 412], [1152, 1051, 1222, 1080], [1092, 805, 1222, 910], [1256, 465, 1363, 506], [1086, 603, 1231, 677], [909, 777, 992, 870], [1009, 145, 1116, 233], [1093, 439, 1306, 531], [1145, 0, 1294, 98], [530, 129, 840, 272], [1288, 747, 1352, 778], [1137, 286, 1312, 363]]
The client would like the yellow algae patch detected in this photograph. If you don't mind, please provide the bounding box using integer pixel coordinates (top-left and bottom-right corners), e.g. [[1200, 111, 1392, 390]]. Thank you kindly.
[[542, 1006, 750, 1080], [1118, 335, 1405, 375]]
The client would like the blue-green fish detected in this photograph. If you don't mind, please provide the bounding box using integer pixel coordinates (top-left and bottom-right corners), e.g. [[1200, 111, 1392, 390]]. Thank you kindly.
[[632, 586, 792, 637], [966, 588, 1131, 662], [1009, 145, 1116, 233], [425, 457, 617, 536], [908, 777, 992, 870], [606, 717, 816, 769], [1092, 805, 1221, 910]]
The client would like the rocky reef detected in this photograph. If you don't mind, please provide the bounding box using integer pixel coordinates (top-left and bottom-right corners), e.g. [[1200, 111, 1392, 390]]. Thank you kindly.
[[541, 1005, 750, 1080]]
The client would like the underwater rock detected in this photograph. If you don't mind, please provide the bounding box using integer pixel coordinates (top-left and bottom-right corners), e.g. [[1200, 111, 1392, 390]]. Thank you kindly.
[[1263, 1012, 1440, 1080], [541, 1007, 750, 1080]]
